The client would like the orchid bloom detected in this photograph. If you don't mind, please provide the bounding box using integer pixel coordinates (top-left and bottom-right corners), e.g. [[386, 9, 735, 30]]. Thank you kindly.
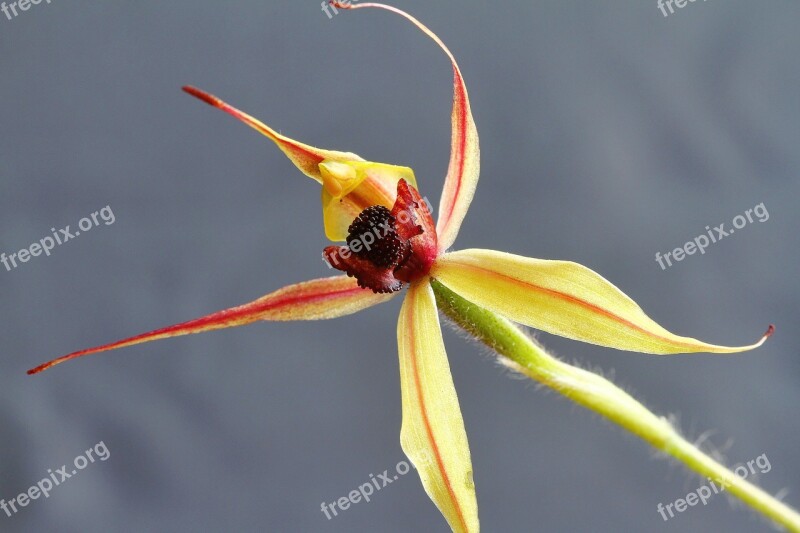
[[28, 3, 777, 532]]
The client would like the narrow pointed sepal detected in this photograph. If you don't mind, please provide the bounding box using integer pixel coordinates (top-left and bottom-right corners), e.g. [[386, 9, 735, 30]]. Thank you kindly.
[[183, 86, 416, 241], [182, 86, 362, 182], [28, 276, 394, 374], [432, 249, 773, 355], [397, 280, 479, 533]]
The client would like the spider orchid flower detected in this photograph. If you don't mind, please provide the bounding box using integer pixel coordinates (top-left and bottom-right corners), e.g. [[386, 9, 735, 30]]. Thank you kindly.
[[27, 3, 777, 531]]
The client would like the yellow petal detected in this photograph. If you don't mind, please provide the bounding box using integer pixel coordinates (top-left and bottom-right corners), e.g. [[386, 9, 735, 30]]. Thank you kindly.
[[320, 160, 361, 198], [433, 40, 479, 253], [397, 280, 479, 533], [28, 276, 394, 374], [330, 2, 480, 253], [321, 160, 417, 241], [432, 249, 773, 354]]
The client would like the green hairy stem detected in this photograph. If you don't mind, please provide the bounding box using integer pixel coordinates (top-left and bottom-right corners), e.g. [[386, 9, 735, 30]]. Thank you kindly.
[[430, 279, 800, 532]]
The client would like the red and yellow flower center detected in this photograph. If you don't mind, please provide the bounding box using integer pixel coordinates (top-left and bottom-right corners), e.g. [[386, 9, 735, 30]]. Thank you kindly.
[[323, 179, 438, 293]]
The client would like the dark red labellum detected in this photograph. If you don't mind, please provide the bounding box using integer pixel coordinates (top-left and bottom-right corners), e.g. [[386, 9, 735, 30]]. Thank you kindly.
[[323, 179, 438, 293]]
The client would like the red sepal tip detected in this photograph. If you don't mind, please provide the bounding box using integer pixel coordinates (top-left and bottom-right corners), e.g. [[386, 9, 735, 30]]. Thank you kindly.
[[182, 86, 223, 108]]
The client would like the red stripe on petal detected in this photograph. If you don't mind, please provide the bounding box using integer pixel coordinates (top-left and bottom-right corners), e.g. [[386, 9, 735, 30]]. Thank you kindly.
[[182, 86, 363, 182], [28, 276, 392, 374], [404, 285, 470, 532], [328, 3, 480, 252]]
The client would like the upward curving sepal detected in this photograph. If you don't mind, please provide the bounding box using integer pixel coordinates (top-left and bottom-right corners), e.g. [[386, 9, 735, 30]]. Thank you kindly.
[[432, 249, 774, 355], [330, 2, 480, 253], [28, 276, 394, 375]]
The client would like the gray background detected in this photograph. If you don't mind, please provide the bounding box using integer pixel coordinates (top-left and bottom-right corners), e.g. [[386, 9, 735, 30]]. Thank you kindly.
[[1, 1, 798, 532]]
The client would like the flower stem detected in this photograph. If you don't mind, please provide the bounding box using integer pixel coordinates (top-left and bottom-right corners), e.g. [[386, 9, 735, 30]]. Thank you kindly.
[[430, 279, 800, 531]]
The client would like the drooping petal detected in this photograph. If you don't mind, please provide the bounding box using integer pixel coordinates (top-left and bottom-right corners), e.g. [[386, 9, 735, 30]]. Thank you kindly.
[[182, 86, 363, 182], [330, 2, 480, 253], [28, 276, 393, 375], [397, 280, 479, 533], [432, 249, 773, 355]]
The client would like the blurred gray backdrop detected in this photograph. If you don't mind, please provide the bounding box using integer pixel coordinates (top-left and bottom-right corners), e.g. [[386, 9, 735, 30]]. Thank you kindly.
[[1, 1, 798, 532]]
